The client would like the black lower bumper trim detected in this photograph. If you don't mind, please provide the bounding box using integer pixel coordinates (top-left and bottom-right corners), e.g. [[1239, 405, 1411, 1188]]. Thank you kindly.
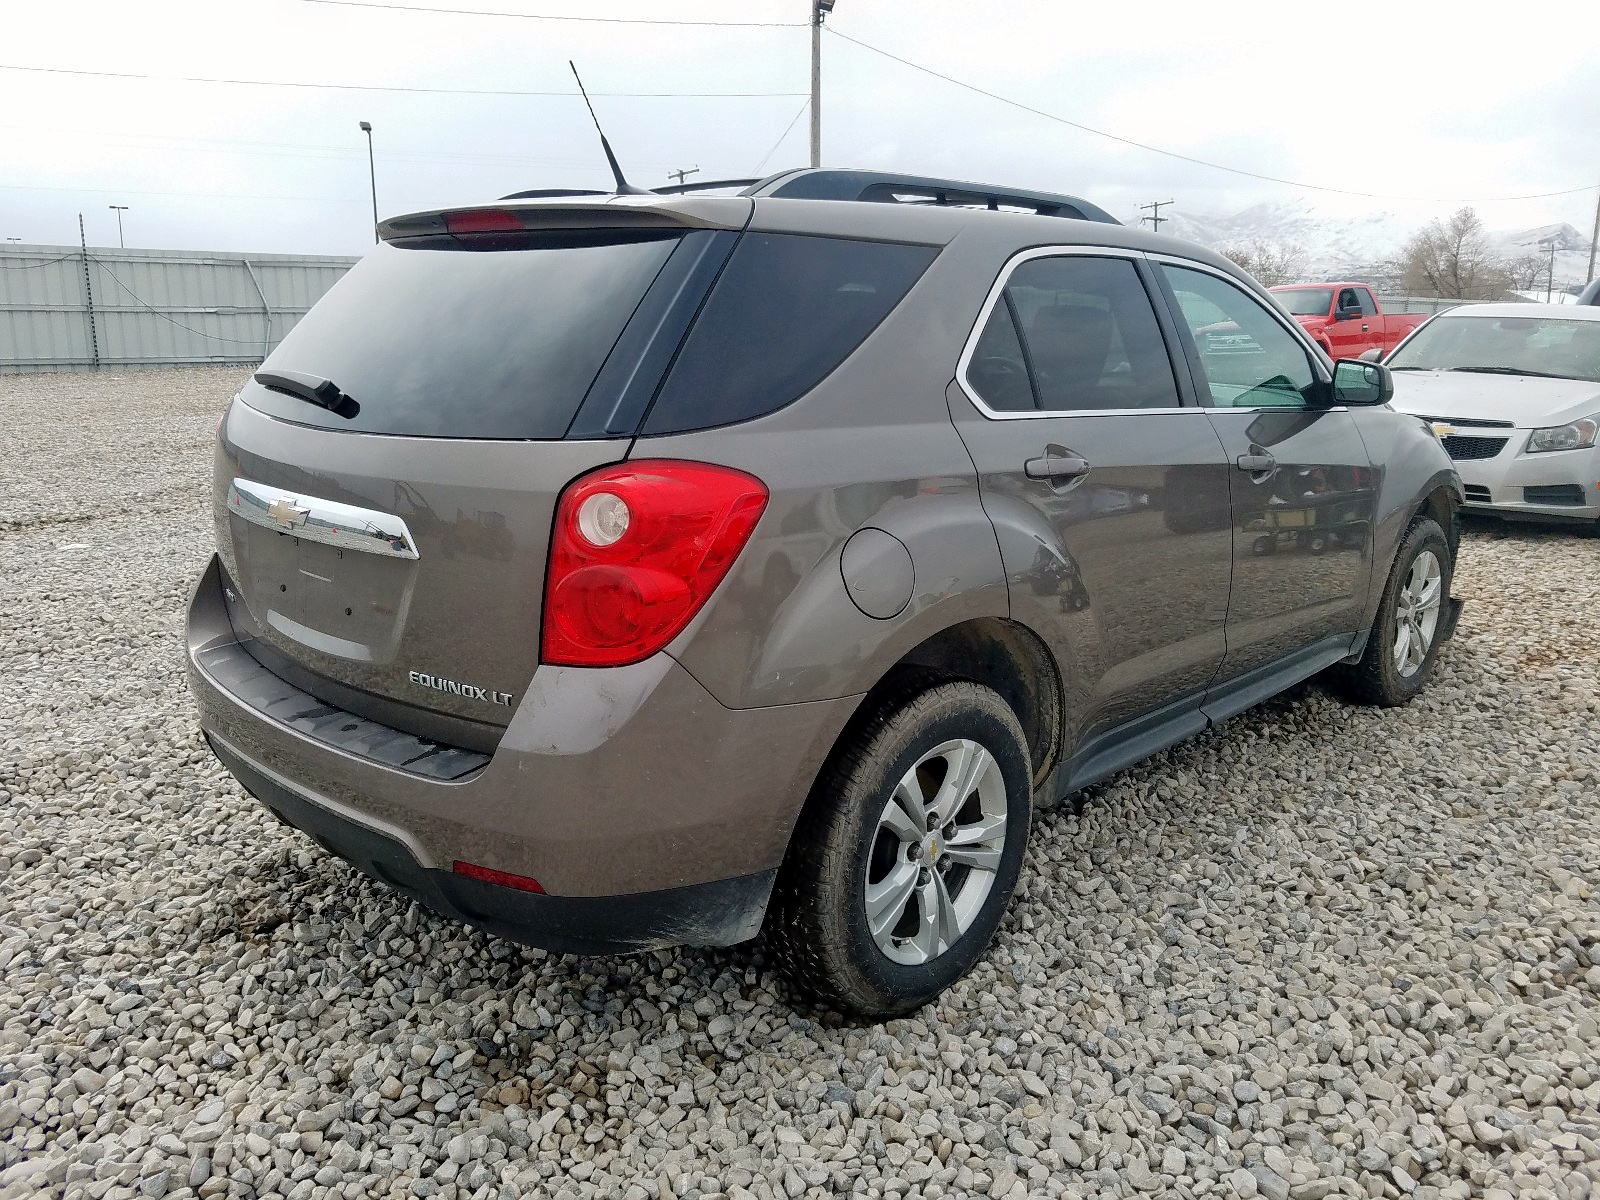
[[206, 734, 773, 955]]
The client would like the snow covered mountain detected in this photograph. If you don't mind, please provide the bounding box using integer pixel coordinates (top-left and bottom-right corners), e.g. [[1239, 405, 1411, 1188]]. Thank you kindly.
[[1140, 198, 1594, 293], [1155, 199, 1409, 276]]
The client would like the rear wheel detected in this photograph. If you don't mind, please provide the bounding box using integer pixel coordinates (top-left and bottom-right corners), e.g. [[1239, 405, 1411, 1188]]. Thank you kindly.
[[1334, 517, 1451, 706], [766, 680, 1033, 1018]]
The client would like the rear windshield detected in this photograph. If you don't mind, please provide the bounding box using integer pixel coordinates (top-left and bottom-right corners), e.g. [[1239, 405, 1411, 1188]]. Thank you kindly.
[[1274, 288, 1333, 316], [244, 232, 681, 439], [642, 232, 938, 435]]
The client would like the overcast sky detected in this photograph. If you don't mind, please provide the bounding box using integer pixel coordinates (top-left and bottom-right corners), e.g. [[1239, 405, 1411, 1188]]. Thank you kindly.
[[5, 0, 1599, 256]]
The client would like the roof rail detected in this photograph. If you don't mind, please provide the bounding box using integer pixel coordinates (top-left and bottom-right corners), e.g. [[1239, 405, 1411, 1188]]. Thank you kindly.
[[499, 179, 756, 201], [741, 168, 1119, 225], [495, 168, 1118, 224]]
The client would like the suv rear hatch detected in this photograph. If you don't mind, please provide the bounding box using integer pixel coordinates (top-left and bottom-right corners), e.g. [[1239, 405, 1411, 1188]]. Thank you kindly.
[[215, 199, 749, 748]]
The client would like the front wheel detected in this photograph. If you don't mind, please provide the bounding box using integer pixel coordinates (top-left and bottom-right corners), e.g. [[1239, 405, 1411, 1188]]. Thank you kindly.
[[766, 680, 1033, 1018], [1333, 517, 1452, 706]]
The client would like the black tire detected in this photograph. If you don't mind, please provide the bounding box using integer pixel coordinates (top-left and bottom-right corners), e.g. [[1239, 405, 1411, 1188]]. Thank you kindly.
[[766, 680, 1033, 1019], [1333, 517, 1452, 706]]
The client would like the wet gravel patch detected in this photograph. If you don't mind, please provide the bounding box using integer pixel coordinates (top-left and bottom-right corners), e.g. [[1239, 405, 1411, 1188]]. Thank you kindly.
[[2, 369, 1598, 1200]]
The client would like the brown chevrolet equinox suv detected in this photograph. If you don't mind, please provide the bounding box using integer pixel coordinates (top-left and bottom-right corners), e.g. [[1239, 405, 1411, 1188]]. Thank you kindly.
[[187, 169, 1463, 1017]]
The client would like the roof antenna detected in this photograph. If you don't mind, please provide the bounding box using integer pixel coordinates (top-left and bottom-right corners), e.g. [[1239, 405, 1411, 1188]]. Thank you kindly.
[[569, 61, 649, 196]]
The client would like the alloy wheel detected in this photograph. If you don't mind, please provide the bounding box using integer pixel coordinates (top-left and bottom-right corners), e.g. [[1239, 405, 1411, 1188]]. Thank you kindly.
[[864, 738, 1009, 965], [1392, 549, 1442, 677]]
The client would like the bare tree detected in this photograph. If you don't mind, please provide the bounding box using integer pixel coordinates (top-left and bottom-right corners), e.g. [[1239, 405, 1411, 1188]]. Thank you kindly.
[[1391, 207, 1511, 300], [1504, 253, 1546, 291], [1216, 239, 1308, 287]]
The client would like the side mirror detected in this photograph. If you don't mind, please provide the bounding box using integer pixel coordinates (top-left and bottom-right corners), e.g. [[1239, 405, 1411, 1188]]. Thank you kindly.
[[1332, 358, 1393, 406], [1357, 347, 1383, 363], [1334, 307, 1360, 321]]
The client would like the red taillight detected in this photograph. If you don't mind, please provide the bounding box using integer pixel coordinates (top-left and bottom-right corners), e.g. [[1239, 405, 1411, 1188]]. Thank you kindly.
[[542, 460, 768, 668], [443, 208, 525, 235], [452, 860, 545, 894]]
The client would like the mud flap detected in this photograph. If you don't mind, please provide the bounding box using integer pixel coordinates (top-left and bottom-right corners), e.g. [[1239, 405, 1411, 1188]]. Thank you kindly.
[[1438, 596, 1464, 643]]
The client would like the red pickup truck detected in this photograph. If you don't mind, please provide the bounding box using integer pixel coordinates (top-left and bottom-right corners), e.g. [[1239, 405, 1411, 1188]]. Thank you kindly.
[[1269, 283, 1426, 361]]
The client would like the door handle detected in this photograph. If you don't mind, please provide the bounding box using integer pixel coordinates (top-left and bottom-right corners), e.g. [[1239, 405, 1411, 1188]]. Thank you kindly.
[[1025, 452, 1090, 481], [1361, 323, 1370, 332], [1235, 452, 1277, 475]]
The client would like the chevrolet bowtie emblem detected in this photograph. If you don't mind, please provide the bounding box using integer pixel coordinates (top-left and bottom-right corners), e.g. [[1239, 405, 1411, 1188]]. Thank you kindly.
[[1430, 422, 1456, 438], [267, 496, 309, 528]]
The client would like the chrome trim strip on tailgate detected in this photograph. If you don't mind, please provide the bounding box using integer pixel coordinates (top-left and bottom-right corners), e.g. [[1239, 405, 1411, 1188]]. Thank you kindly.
[[228, 477, 420, 560]]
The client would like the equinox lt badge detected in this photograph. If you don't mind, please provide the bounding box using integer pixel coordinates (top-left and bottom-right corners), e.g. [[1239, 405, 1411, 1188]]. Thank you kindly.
[[408, 670, 514, 706]]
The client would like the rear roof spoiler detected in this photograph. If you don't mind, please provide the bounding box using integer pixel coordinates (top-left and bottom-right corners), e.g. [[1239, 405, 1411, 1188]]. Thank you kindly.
[[497, 167, 1118, 224]]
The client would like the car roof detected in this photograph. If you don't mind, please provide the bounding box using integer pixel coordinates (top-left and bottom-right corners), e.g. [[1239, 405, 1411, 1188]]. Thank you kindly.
[[1426, 303, 1600, 322], [744, 194, 1231, 258]]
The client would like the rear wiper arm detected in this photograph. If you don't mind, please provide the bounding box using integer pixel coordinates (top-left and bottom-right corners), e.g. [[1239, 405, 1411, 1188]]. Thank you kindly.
[[254, 370, 360, 418]]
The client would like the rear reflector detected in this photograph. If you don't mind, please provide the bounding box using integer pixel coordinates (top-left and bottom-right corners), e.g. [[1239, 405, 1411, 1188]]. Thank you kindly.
[[443, 208, 525, 235], [452, 860, 545, 894]]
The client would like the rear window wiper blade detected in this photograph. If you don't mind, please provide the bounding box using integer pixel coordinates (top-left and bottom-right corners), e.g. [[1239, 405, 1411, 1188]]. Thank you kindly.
[[254, 370, 360, 418]]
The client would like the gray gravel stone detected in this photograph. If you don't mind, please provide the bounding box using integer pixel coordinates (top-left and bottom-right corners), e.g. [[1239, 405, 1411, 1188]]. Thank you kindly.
[[3, 368, 1599, 1200]]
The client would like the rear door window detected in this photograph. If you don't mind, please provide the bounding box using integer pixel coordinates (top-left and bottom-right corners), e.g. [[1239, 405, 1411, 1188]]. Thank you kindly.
[[245, 232, 682, 439], [641, 233, 937, 435], [964, 254, 1182, 413]]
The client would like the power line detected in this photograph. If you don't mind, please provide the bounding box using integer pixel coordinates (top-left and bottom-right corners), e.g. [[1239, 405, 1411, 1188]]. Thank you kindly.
[[824, 27, 1596, 205], [0, 252, 81, 270], [286, 0, 806, 26], [753, 100, 810, 174], [0, 123, 702, 172], [0, 182, 365, 203], [92, 257, 279, 345], [0, 63, 804, 98]]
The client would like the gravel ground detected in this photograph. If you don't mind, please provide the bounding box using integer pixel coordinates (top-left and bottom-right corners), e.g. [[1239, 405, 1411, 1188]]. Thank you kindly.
[[2, 367, 1598, 1200]]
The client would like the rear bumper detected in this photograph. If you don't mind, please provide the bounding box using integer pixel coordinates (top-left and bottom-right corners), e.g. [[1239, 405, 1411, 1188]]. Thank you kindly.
[[186, 554, 859, 950], [207, 731, 774, 954]]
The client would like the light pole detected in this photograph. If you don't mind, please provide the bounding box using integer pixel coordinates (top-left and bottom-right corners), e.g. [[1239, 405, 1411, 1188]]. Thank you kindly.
[[810, 0, 835, 168], [109, 205, 128, 248], [359, 121, 378, 244]]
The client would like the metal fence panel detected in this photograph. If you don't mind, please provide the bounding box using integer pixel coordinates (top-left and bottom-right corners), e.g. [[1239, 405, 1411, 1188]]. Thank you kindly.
[[1376, 296, 1471, 315], [0, 244, 357, 373]]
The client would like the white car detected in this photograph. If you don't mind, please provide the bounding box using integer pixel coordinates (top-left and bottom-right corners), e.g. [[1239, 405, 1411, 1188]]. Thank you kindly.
[[1385, 304, 1600, 527]]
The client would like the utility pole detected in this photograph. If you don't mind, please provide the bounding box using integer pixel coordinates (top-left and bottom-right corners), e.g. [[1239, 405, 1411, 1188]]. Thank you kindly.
[[1139, 199, 1173, 233], [1587, 176, 1599, 286], [811, 0, 835, 169], [668, 166, 700, 187], [1544, 237, 1558, 304], [108, 205, 128, 248], [359, 121, 378, 244]]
